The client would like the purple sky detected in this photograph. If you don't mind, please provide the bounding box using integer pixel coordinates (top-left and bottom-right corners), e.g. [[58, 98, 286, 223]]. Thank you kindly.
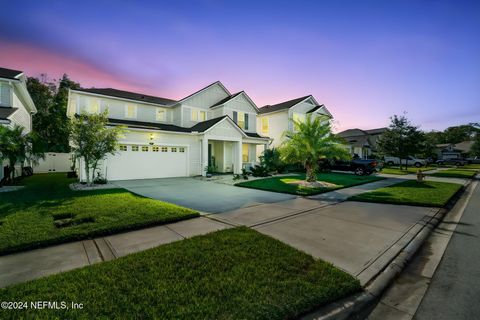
[[1, 0, 479, 132]]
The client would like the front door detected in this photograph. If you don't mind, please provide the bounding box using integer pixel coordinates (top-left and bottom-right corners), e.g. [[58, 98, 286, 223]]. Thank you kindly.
[[208, 144, 212, 166]]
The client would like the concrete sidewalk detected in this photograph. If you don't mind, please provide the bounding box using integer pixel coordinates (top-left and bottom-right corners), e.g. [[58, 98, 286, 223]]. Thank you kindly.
[[0, 217, 229, 288]]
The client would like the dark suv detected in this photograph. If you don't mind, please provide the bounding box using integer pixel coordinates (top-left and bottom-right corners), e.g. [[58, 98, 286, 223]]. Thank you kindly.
[[325, 159, 379, 175]]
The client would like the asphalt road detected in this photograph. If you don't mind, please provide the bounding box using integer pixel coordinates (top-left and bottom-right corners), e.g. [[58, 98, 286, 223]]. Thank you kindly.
[[414, 181, 480, 320]]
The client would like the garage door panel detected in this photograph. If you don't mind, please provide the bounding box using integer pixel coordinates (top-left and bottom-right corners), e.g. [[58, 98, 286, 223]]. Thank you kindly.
[[106, 148, 188, 181]]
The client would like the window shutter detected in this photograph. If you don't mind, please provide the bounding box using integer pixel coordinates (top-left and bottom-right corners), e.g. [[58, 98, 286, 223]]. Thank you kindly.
[[233, 111, 237, 123], [244, 113, 249, 130]]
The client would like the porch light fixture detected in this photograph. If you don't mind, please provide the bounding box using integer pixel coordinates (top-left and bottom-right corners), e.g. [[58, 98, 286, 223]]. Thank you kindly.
[[149, 133, 155, 145]]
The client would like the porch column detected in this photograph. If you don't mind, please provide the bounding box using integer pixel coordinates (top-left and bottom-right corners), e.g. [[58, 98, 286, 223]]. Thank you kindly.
[[201, 137, 208, 176], [234, 141, 242, 174]]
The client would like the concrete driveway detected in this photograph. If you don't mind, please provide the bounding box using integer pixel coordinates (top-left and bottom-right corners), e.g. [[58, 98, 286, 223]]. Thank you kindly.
[[216, 200, 440, 285], [113, 177, 296, 213]]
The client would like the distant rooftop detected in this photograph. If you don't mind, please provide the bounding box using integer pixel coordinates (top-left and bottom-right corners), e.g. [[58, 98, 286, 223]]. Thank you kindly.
[[76, 88, 177, 106]]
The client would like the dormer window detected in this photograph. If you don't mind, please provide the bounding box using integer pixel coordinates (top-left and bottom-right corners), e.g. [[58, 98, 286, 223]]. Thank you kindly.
[[156, 108, 166, 121], [261, 117, 269, 134], [233, 111, 249, 130], [125, 103, 137, 118]]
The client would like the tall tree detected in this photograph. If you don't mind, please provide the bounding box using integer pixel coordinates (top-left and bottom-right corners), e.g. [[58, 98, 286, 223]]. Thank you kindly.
[[50, 74, 80, 152], [279, 115, 350, 182], [27, 74, 80, 152], [27, 77, 54, 152], [377, 114, 424, 170], [441, 124, 478, 144]]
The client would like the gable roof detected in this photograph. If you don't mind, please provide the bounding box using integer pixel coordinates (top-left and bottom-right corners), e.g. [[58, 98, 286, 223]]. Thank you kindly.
[[337, 128, 368, 137], [0, 67, 23, 80], [0, 107, 18, 120], [178, 81, 231, 103], [209, 92, 243, 108], [75, 88, 177, 106], [189, 116, 229, 132], [258, 95, 311, 114], [107, 118, 191, 133], [364, 128, 387, 135]]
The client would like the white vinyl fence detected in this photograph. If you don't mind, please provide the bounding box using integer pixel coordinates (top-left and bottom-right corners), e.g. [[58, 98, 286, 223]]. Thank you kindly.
[[34, 153, 73, 173]]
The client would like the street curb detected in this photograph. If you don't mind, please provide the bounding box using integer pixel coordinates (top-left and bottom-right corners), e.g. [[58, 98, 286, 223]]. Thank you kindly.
[[300, 178, 472, 320]]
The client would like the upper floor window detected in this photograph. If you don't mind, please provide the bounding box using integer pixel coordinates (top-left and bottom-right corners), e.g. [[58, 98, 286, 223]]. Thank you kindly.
[[233, 111, 249, 130], [156, 108, 166, 121], [125, 103, 137, 118], [261, 117, 269, 134], [191, 109, 206, 122], [87, 98, 100, 114]]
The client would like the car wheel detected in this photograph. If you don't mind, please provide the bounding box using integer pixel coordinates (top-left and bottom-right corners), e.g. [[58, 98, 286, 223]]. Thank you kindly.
[[387, 161, 394, 166], [414, 162, 422, 167], [355, 167, 365, 175]]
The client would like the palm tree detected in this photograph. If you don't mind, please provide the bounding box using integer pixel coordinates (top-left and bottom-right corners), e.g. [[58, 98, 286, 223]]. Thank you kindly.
[[0, 125, 43, 182], [279, 115, 350, 182]]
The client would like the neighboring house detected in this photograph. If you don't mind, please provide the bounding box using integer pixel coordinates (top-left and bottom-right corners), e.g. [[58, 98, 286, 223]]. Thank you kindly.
[[0, 67, 37, 181], [337, 127, 387, 159], [256, 95, 332, 149], [436, 141, 474, 160], [67, 81, 271, 181]]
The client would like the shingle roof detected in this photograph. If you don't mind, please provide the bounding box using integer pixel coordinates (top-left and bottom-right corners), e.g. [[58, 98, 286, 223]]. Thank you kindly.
[[258, 95, 310, 114], [245, 132, 267, 138], [190, 116, 229, 132], [210, 92, 243, 108], [306, 105, 324, 113], [0, 107, 18, 120], [107, 118, 191, 133], [364, 128, 387, 135], [76, 88, 177, 106], [337, 129, 368, 137], [0, 67, 23, 80]]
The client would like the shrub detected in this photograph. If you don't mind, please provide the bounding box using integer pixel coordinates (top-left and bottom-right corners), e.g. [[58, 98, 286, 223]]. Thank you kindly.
[[250, 165, 270, 177]]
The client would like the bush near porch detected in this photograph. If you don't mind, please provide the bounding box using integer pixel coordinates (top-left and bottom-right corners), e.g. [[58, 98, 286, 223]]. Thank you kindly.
[[236, 172, 384, 196], [0, 173, 198, 255], [0, 228, 361, 320]]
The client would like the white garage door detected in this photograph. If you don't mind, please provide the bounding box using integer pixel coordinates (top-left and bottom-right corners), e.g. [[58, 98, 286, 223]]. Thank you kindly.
[[105, 145, 188, 181]]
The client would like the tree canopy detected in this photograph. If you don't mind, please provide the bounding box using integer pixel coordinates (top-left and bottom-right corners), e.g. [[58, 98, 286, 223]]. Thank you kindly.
[[279, 115, 350, 182]]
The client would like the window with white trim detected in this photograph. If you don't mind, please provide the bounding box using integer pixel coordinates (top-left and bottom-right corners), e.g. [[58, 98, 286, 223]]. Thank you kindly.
[[152, 146, 159, 152], [131, 145, 139, 152], [141, 146, 149, 152], [191, 109, 206, 122], [119, 145, 127, 151], [261, 117, 269, 134], [156, 108, 166, 121], [161, 146, 168, 152], [171, 147, 177, 152], [125, 103, 137, 118], [87, 98, 100, 114], [179, 147, 185, 153]]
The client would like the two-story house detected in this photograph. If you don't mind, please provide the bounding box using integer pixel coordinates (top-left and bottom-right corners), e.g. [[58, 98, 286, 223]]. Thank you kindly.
[[337, 127, 386, 159], [0, 67, 37, 181], [67, 81, 270, 181], [256, 95, 333, 150]]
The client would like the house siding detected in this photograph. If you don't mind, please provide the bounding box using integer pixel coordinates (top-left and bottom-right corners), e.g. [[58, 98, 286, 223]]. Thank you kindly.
[[0, 82, 12, 107]]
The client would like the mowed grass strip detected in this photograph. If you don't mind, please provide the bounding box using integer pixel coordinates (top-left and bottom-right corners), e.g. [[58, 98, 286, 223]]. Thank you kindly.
[[381, 166, 436, 175], [0, 227, 361, 320], [0, 173, 198, 255], [349, 180, 462, 207], [429, 169, 478, 179], [236, 172, 384, 196]]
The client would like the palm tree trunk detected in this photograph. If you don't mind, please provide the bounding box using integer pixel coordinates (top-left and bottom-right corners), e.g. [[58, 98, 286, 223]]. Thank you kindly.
[[305, 162, 317, 182]]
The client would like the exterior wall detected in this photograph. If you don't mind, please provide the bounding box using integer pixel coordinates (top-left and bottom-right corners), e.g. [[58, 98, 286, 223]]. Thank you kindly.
[[257, 110, 288, 148], [181, 83, 229, 109], [0, 81, 12, 107], [11, 91, 32, 133], [70, 92, 174, 124]]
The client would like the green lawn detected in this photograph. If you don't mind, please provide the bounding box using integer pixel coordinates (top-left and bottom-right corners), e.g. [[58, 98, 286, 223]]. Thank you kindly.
[[0, 173, 198, 255], [349, 180, 462, 207], [463, 164, 480, 169], [236, 172, 384, 196], [381, 166, 436, 175], [429, 169, 478, 179], [0, 227, 360, 319]]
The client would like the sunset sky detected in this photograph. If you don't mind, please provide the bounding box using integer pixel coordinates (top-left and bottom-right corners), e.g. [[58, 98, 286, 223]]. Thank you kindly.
[[1, 0, 479, 132]]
